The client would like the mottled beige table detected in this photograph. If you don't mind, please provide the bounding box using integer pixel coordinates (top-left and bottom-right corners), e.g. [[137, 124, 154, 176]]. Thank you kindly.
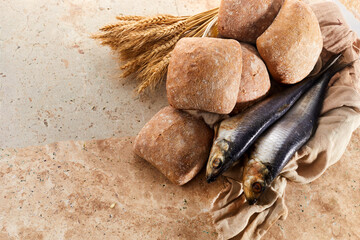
[[0, 130, 359, 239], [0, 137, 224, 239], [1, 0, 360, 239]]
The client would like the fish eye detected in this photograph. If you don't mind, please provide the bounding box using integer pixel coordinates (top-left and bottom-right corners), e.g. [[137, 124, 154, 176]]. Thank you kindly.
[[212, 158, 222, 169], [252, 182, 262, 193]]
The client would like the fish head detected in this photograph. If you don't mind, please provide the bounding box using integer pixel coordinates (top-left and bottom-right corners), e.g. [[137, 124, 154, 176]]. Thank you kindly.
[[242, 158, 270, 205], [206, 139, 232, 183]]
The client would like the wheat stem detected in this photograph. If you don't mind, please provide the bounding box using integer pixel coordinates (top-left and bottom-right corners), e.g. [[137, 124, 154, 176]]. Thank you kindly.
[[99, 20, 137, 31], [116, 15, 146, 21]]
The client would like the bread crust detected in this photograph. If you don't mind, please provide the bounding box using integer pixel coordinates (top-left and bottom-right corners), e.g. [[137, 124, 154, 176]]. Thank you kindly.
[[256, 0, 323, 84], [134, 107, 213, 185], [233, 43, 271, 114], [218, 0, 284, 43], [167, 37, 243, 114]]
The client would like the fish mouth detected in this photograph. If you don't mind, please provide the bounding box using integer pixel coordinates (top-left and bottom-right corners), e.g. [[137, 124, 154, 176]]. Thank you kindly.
[[206, 160, 236, 183], [206, 167, 226, 183], [206, 174, 216, 183], [247, 198, 257, 205], [206, 176, 215, 183]]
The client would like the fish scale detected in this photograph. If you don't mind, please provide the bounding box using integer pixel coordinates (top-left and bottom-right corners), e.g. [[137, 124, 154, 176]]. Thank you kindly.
[[253, 68, 338, 176], [206, 54, 343, 183], [242, 57, 357, 204]]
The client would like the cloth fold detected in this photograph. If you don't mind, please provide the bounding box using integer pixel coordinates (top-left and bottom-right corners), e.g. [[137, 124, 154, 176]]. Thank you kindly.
[[211, 2, 360, 239]]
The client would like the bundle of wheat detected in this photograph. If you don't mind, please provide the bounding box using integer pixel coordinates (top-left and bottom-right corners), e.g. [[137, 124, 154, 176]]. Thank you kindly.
[[93, 8, 219, 93]]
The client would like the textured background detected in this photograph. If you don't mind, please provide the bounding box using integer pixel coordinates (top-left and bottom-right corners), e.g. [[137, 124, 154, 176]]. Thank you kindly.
[[0, 0, 220, 149], [0, 0, 360, 239], [0, 0, 359, 149]]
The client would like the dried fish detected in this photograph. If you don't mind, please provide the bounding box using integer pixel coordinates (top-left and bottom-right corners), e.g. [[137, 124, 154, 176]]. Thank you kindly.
[[206, 54, 342, 183], [242, 57, 356, 204]]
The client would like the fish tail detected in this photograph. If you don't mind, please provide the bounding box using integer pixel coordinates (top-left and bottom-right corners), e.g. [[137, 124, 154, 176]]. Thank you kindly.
[[326, 55, 359, 78], [296, 53, 343, 92], [318, 53, 342, 75]]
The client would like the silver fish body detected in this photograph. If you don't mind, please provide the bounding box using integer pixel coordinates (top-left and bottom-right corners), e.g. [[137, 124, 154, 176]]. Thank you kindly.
[[206, 55, 342, 183], [242, 58, 355, 204]]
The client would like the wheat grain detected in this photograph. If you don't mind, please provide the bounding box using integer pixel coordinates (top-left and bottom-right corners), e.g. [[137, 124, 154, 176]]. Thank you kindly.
[[136, 52, 171, 93], [116, 15, 145, 21], [94, 7, 219, 93], [118, 21, 186, 58], [99, 20, 137, 31], [120, 35, 179, 76]]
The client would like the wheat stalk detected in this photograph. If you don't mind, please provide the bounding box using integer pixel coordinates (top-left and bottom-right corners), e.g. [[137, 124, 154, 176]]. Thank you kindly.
[[120, 23, 186, 60], [93, 8, 219, 93], [99, 20, 137, 31], [136, 52, 172, 93], [120, 35, 180, 78], [116, 15, 145, 21]]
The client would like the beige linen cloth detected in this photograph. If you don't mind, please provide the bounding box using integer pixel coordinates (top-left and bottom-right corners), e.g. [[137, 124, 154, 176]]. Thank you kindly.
[[211, 2, 360, 239]]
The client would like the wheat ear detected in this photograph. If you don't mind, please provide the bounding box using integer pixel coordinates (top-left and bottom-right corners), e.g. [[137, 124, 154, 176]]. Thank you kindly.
[[93, 8, 219, 93]]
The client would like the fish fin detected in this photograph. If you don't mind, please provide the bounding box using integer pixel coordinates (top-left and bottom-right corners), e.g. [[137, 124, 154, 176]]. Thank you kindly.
[[213, 123, 220, 139]]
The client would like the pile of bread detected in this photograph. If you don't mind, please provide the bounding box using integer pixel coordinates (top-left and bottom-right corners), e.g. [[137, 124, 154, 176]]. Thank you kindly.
[[134, 0, 323, 185]]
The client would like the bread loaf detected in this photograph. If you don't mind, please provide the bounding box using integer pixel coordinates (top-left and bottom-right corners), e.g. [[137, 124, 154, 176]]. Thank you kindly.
[[256, 0, 323, 84], [167, 37, 242, 114], [133, 106, 213, 185], [218, 0, 284, 43], [233, 43, 271, 113]]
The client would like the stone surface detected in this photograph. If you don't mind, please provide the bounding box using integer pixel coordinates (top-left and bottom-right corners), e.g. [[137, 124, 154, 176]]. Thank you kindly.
[[134, 106, 213, 185], [0, 137, 225, 240], [265, 128, 360, 240], [0, 129, 360, 239], [0, 0, 221, 149], [167, 37, 242, 114], [0, 0, 358, 149], [1, 0, 360, 239]]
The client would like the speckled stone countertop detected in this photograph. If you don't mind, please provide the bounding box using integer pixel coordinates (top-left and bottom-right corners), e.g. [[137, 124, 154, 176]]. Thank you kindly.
[[0, 130, 359, 239], [0, 137, 224, 239], [1, 0, 360, 239]]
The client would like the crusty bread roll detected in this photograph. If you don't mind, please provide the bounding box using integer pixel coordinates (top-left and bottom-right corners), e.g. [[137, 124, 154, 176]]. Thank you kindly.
[[133, 106, 213, 185], [232, 43, 271, 114], [256, 0, 323, 84], [218, 0, 284, 44], [166, 37, 242, 114]]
